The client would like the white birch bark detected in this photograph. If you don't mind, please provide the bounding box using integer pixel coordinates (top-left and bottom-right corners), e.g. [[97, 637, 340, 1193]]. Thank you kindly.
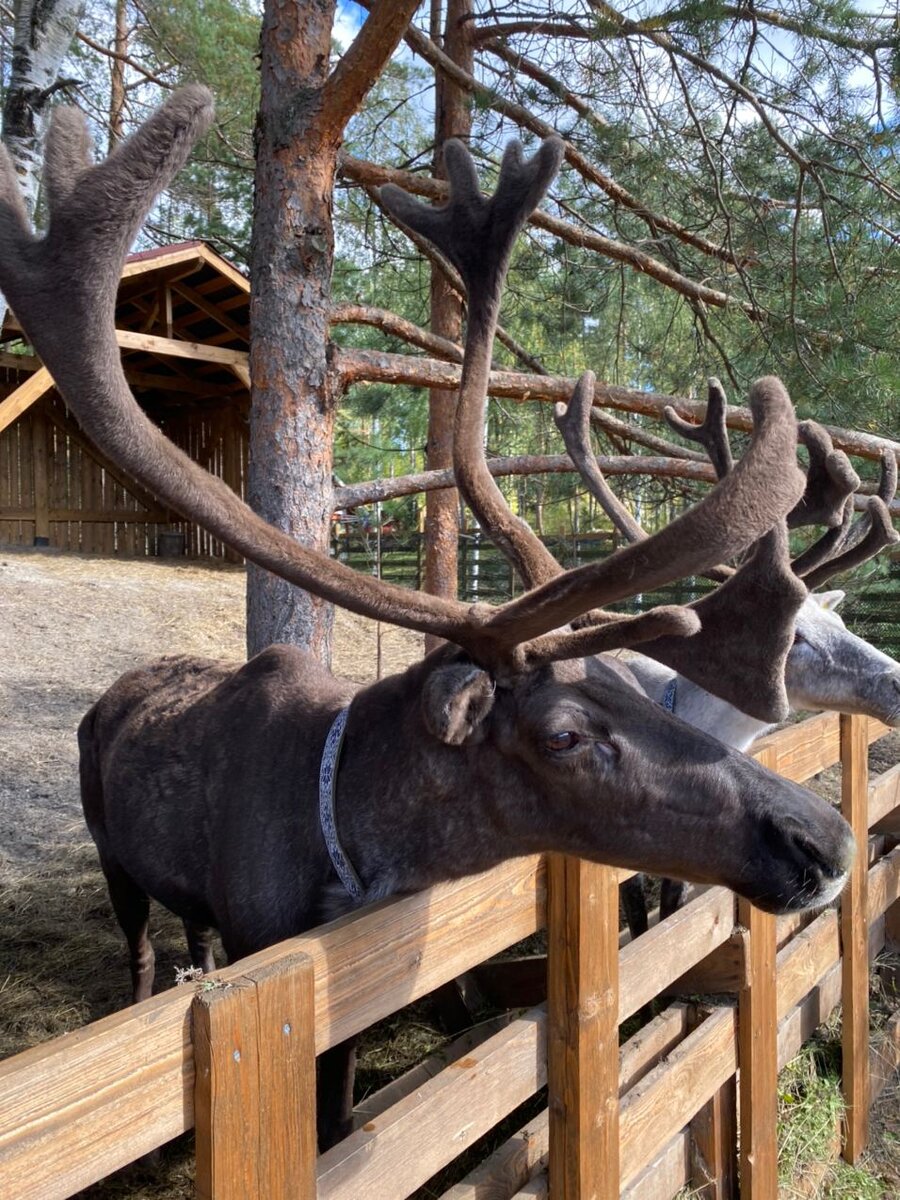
[[1, 0, 85, 327]]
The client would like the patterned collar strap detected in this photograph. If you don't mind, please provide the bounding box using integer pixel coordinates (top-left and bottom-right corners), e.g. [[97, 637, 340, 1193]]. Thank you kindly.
[[661, 676, 678, 714], [318, 706, 364, 902]]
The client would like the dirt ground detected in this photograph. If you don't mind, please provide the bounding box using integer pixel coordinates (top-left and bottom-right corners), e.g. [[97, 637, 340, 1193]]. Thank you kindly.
[[1, 548, 899, 1198], [0, 548, 422, 876]]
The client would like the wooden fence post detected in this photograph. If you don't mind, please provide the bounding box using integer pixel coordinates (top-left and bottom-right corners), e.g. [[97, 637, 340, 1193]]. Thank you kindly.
[[737, 897, 778, 1199], [687, 1004, 738, 1199], [32, 405, 49, 545], [738, 740, 779, 1200], [193, 952, 317, 1200], [840, 712, 870, 1162], [547, 854, 620, 1200]]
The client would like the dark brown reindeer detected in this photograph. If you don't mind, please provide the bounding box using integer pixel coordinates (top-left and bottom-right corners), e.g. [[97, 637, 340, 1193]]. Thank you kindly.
[[552, 376, 899, 935], [0, 89, 855, 1148]]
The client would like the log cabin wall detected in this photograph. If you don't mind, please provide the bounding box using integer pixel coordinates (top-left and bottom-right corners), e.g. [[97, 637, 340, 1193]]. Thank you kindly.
[[0, 392, 247, 560], [0, 242, 250, 561]]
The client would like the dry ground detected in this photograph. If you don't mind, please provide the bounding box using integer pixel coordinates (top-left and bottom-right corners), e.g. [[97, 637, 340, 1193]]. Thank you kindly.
[[1, 548, 899, 1198]]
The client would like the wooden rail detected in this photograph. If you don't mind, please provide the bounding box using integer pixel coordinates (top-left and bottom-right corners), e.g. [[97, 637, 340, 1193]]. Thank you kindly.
[[0, 714, 896, 1199]]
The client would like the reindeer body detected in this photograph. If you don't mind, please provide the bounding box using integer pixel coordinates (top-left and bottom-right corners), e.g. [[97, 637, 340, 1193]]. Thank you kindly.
[[78, 641, 854, 995]]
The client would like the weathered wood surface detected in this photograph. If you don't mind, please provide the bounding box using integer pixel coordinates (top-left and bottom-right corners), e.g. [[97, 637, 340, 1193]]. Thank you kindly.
[[441, 1005, 690, 1200], [547, 856, 620, 1200], [620, 1007, 737, 1189], [0, 366, 53, 435], [737, 896, 778, 1200], [193, 954, 316, 1200], [841, 713, 871, 1162], [0, 857, 543, 1200], [318, 1008, 546, 1200]]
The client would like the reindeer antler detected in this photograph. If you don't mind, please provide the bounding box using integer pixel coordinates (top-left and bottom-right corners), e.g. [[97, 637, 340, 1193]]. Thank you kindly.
[[797, 450, 899, 588], [0, 91, 808, 675], [664, 379, 734, 479], [553, 373, 805, 719], [381, 138, 565, 591]]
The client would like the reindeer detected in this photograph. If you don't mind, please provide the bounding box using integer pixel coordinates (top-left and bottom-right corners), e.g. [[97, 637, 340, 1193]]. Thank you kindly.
[[0, 89, 856, 1148], [551, 376, 899, 934]]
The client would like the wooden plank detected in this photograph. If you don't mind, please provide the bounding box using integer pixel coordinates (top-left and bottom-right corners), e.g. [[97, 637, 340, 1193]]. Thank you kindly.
[[0, 366, 54, 436], [0, 507, 170, 523], [441, 1005, 691, 1200], [870, 763, 900, 832], [229, 361, 251, 389], [619, 885, 735, 1020], [620, 1007, 737, 1189], [547, 856, 620, 1200], [171, 280, 249, 340], [664, 927, 748, 997], [115, 327, 250, 368], [120, 246, 204, 281], [193, 953, 316, 1200], [688, 1074, 737, 1200], [31, 407, 49, 542], [620, 1130, 690, 1200], [870, 1006, 900, 1104], [687, 1004, 737, 1199], [318, 1007, 546, 1200], [777, 916, 885, 1074], [0, 857, 543, 1200], [841, 713, 870, 1163], [737, 897, 778, 1200], [752, 711, 840, 782], [777, 908, 840, 1022]]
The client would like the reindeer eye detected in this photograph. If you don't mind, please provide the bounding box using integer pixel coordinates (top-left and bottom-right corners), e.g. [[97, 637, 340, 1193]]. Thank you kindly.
[[546, 731, 581, 753], [793, 630, 807, 646]]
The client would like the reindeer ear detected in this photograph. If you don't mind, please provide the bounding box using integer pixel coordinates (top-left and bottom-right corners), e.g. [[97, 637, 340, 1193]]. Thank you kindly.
[[422, 664, 495, 746], [813, 590, 846, 612]]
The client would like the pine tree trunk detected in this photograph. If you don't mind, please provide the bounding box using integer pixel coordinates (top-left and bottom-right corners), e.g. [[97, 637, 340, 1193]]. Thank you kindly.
[[108, 0, 127, 151], [424, 0, 473, 651], [247, 0, 338, 662]]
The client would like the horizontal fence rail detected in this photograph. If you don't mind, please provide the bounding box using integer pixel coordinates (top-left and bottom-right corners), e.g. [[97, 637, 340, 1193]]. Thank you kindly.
[[0, 714, 897, 1199]]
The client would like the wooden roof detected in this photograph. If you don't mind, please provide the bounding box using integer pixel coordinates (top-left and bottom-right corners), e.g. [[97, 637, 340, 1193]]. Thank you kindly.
[[0, 241, 251, 433]]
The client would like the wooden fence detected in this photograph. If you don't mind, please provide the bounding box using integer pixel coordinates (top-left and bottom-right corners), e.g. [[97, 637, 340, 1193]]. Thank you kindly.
[[0, 711, 898, 1199]]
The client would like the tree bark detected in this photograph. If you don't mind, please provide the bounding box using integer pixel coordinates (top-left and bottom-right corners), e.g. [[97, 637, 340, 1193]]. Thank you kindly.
[[247, 0, 420, 662], [108, 0, 128, 150], [0, 0, 84, 327], [2, 0, 84, 219], [424, 0, 473, 651]]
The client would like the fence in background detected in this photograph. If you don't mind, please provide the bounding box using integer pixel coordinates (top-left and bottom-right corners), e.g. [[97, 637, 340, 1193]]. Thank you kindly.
[[0, 711, 898, 1199]]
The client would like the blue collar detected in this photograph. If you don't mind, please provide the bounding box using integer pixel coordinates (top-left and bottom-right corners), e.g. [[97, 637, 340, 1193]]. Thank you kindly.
[[319, 706, 364, 902], [661, 676, 678, 714]]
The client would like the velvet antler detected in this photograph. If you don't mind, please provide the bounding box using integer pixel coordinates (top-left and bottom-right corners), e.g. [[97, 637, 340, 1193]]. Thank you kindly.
[[664, 379, 734, 480], [0, 91, 808, 675], [554, 372, 805, 719]]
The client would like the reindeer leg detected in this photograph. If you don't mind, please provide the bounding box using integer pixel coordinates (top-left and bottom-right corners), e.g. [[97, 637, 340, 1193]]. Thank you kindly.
[[183, 920, 217, 975], [621, 874, 650, 939], [317, 1037, 357, 1152], [659, 877, 687, 920], [101, 858, 155, 1003]]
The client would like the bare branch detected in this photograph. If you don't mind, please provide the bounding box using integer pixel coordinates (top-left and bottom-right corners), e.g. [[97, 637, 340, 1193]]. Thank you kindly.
[[321, 0, 421, 134], [334, 346, 900, 472]]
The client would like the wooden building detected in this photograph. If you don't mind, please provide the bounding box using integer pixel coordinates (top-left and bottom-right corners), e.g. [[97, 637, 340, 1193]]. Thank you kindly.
[[0, 241, 249, 559]]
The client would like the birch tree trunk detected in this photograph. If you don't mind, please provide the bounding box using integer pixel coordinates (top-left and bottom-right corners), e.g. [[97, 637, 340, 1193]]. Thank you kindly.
[[2, 0, 84, 218], [0, 0, 85, 325]]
